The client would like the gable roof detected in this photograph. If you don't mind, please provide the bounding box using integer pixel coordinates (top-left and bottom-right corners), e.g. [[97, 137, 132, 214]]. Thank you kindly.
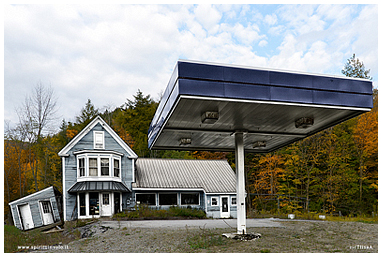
[[9, 186, 55, 205], [58, 115, 138, 158], [134, 158, 236, 193]]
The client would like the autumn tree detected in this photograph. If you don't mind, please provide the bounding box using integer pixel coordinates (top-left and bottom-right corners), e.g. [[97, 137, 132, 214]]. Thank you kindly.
[[342, 54, 376, 213]]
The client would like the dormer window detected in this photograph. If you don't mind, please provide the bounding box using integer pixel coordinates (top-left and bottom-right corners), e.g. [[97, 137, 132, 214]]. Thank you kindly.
[[94, 131, 104, 149]]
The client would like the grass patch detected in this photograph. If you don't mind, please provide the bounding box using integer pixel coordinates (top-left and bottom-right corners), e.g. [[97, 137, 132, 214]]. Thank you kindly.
[[113, 205, 206, 220], [248, 210, 378, 223], [4, 224, 75, 253], [186, 226, 226, 250]]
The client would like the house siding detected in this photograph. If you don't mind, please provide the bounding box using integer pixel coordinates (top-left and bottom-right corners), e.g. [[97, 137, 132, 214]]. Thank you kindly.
[[205, 194, 237, 218], [63, 123, 135, 220]]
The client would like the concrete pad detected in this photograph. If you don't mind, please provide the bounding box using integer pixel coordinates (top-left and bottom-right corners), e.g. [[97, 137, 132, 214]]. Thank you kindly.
[[100, 218, 283, 230]]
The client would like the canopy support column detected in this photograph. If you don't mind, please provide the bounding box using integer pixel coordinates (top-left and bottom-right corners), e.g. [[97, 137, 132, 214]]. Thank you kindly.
[[235, 132, 246, 234]]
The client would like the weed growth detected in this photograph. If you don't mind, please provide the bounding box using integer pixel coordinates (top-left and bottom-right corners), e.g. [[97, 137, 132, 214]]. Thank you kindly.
[[113, 205, 206, 219], [186, 225, 226, 250]]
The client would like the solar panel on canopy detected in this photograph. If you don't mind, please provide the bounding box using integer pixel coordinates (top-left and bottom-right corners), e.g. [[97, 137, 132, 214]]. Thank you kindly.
[[148, 60, 372, 153]]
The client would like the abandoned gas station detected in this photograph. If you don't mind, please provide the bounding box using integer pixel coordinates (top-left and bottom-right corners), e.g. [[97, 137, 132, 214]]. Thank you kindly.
[[148, 60, 373, 235]]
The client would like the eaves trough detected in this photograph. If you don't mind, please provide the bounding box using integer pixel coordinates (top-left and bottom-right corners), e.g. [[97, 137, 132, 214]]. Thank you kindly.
[[148, 60, 373, 153]]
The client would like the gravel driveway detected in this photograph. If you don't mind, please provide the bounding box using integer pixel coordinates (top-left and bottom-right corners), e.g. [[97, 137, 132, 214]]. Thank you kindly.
[[39, 218, 377, 253]]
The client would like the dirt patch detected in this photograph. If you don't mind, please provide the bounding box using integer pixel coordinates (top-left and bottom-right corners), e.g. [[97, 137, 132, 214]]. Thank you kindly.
[[38, 219, 377, 253]]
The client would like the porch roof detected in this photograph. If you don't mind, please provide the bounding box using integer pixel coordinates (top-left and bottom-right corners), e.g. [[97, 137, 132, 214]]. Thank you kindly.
[[68, 181, 130, 193]]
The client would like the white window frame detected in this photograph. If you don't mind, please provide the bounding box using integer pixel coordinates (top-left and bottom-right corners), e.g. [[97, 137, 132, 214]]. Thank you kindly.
[[76, 153, 122, 180], [113, 157, 121, 178], [93, 131, 105, 149], [88, 157, 99, 176], [211, 197, 219, 206], [231, 196, 237, 206], [77, 156, 86, 177], [100, 157, 111, 176]]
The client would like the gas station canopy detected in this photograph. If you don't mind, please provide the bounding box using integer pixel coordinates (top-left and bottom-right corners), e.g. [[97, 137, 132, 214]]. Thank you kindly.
[[148, 60, 373, 153]]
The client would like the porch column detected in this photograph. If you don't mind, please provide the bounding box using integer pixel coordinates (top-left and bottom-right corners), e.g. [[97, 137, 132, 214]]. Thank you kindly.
[[235, 132, 246, 234]]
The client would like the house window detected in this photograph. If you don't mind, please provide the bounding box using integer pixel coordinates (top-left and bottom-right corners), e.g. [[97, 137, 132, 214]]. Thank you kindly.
[[114, 159, 120, 177], [211, 197, 218, 206], [231, 197, 237, 205], [79, 158, 85, 177], [79, 193, 86, 216], [40, 201, 52, 214], [103, 193, 110, 205], [136, 193, 156, 205], [159, 193, 177, 206], [181, 193, 199, 205], [94, 131, 104, 149], [76, 154, 122, 178], [101, 158, 109, 176], [89, 158, 98, 176]]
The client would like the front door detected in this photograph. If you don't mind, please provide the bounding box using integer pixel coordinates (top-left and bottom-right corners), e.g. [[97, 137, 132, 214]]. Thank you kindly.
[[101, 193, 112, 216], [40, 201, 54, 225], [220, 196, 230, 218], [18, 204, 34, 230]]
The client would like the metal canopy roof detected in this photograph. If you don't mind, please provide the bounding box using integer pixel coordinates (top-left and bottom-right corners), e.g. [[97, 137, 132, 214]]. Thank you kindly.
[[68, 181, 131, 193], [148, 60, 373, 153]]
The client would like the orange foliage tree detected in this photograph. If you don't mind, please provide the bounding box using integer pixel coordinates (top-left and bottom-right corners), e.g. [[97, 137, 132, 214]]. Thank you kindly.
[[352, 91, 378, 207]]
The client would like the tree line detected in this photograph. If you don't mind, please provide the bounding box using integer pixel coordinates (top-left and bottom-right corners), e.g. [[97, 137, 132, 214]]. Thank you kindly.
[[4, 54, 377, 220]]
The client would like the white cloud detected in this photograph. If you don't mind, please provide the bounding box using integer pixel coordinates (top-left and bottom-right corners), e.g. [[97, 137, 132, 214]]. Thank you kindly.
[[4, 4, 378, 127], [258, 40, 268, 47], [194, 5, 222, 34], [264, 14, 277, 25]]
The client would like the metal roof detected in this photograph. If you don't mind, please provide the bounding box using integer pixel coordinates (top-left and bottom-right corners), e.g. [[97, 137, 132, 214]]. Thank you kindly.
[[148, 60, 373, 153], [68, 181, 131, 193], [134, 158, 236, 193]]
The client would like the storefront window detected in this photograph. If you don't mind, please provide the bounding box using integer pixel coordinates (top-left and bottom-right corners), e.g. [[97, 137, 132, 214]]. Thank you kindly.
[[181, 193, 199, 205], [136, 193, 156, 205], [79, 193, 86, 216], [89, 192, 99, 215], [159, 193, 177, 205]]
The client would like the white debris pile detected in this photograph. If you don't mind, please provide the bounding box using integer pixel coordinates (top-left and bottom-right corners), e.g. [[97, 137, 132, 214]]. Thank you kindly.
[[222, 233, 261, 241]]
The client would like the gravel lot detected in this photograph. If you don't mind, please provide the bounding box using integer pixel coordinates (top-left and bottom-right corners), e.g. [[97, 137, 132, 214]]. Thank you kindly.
[[39, 219, 377, 253]]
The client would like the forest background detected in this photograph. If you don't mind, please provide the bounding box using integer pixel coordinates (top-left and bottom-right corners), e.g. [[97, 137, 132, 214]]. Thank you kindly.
[[4, 54, 378, 221]]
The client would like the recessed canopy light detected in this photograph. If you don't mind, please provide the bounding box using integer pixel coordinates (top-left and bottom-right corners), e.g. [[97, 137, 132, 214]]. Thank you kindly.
[[179, 138, 192, 146], [201, 111, 219, 124], [295, 117, 314, 129], [253, 141, 266, 148]]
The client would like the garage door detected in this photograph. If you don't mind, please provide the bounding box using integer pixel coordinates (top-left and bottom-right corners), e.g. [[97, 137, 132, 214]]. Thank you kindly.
[[18, 204, 34, 230]]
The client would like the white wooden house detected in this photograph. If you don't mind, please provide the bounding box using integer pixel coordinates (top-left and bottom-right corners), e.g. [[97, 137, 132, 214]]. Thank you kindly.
[[58, 116, 237, 221]]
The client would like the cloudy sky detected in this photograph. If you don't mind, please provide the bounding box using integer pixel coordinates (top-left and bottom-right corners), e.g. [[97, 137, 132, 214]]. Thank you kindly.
[[4, 4, 378, 133]]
